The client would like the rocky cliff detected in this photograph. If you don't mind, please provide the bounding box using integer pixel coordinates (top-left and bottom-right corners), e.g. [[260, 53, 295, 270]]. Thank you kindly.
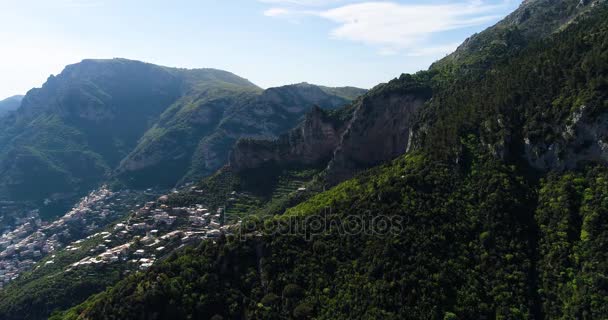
[[115, 82, 364, 187], [325, 85, 429, 183], [230, 73, 432, 183], [524, 104, 608, 170], [229, 106, 344, 170]]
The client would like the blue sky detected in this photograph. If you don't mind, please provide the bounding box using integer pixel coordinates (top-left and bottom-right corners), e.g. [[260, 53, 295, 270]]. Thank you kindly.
[[0, 0, 520, 99]]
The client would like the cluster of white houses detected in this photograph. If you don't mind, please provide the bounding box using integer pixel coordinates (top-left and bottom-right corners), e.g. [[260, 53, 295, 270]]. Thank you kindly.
[[0, 186, 140, 288], [0, 184, 238, 289], [66, 193, 230, 273]]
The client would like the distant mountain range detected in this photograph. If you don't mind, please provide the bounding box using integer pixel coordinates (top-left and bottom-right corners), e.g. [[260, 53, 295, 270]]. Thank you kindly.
[[0, 95, 23, 117], [0, 58, 364, 205]]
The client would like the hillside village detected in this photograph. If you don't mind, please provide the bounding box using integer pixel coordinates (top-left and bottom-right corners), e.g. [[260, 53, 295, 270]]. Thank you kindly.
[[0, 187, 143, 288], [0, 185, 238, 289], [67, 195, 234, 273]]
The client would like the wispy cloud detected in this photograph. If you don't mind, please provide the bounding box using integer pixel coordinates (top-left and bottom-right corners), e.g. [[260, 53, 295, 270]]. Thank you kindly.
[[259, 0, 345, 6], [261, 0, 510, 56], [55, 0, 105, 8], [264, 7, 291, 16]]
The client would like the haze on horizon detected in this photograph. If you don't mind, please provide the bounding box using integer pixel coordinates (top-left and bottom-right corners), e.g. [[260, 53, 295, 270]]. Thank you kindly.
[[0, 0, 520, 99]]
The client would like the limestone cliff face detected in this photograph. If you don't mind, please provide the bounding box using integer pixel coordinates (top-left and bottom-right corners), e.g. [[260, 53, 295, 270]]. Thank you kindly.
[[229, 106, 343, 170], [114, 82, 363, 187], [524, 105, 608, 170], [230, 75, 432, 183], [325, 93, 426, 183]]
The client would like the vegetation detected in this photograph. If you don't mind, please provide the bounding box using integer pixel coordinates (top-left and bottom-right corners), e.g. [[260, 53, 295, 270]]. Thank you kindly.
[[41, 144, 550, 319], [0, 234, 127, 320], [50, 2, 608, 319], [6, 1, 608, 319], [167, 164, 325, 223], [0, 58, 363, 213]]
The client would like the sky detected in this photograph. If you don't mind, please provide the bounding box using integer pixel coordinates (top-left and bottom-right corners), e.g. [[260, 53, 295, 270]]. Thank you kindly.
[[0, 0, 521, 99]]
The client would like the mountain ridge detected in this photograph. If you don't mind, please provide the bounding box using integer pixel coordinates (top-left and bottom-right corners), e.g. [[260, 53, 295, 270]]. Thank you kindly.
[[43, 1, 608, 319], [1, 0, 607, 319], [0, 58, 364, 209]]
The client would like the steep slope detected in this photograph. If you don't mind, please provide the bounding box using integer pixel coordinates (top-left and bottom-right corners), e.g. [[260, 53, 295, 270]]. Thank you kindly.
[[230, 74, 431, 184], [0, 58, 259, 204], [55, 150, 543, 320], [229, 0, 604, 184], [57, 149, 608, 320], [114, 82, 362, 188], [0, 59, 363, 210], [51, 1, 608, 319], [434, 0, 595, 72], [0, 95, 23, 117], [229, 106, 348, 172], [414, 0, 608, 170]]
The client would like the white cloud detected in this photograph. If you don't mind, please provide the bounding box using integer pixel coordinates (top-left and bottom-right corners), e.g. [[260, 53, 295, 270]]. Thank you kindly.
[[319, 1, 502, 54], [264, 7, 291, 16], [54, 0, 105, 8], [259, 0, 345, 6], [262, 0, 509, 56]]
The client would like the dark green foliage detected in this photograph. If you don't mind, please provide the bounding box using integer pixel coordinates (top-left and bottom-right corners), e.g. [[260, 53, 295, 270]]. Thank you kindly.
[[55, 146, 546, 319], [165, 164, 324, 223], [27, 1, 608, 319], [121, 79, 358, 188], [0, 59, 363, 210], [419, 2, 608, 160], [535, 169, 608, 319], [0, 235, 127, 320]]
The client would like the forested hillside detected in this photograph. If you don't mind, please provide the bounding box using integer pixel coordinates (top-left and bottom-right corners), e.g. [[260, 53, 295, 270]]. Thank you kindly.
[[115, 82, 363, 188], [47, 0, 608, 319], [0, 59, 361, 213], [0, 59, 257, 204]]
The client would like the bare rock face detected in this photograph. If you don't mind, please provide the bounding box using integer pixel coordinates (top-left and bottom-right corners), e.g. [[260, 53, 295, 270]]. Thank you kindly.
[[230, 75, 432, 183], [114, 82, 362, 187], [524, 105, 608, 170], [230, 106, 343, 170], [325, 93, 426, 183]]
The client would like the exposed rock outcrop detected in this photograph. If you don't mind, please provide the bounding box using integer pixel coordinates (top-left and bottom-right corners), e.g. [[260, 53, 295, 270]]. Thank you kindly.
[[230, 74, 432, 183], [230, 106, 343, 170], [325, 92, 427, 183], [114, 82, 364, 187], [525, 105, 608, 170]]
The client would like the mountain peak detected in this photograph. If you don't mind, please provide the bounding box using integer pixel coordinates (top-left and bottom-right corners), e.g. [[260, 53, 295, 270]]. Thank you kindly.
[[435, 0, 598, 70]]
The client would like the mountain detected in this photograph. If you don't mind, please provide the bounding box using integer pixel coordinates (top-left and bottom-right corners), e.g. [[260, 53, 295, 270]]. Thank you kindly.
[[114, 82, 364, 188], [228, 0, 604, 185], [0, 59, 363, 210], [0, 95, 23, 117], [0, 58, 257, 204], [230, 73, 431, 184], [46, 0, 608, 319], [433, 0, 591, 71]]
